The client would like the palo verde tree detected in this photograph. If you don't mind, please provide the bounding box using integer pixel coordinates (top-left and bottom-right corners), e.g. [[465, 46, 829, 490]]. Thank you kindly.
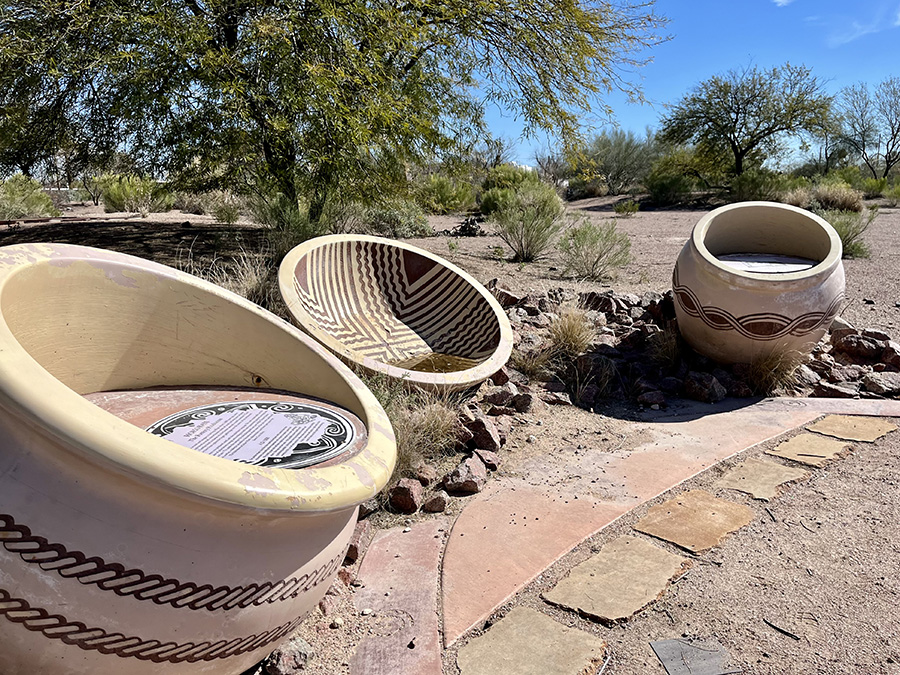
[[0, 0, 666, 223], [839, 77, 900, 179], [659, 63, 832, 176]]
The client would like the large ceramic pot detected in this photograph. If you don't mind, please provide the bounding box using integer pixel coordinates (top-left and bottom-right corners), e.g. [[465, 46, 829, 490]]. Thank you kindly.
[[278, 235, 513, 392], [673, 202, 845, 364], [0, 244, 396, 674]]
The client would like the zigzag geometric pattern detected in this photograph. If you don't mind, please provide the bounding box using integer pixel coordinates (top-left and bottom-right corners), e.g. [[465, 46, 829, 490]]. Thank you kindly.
[[292, 240, 500, 367], [673, 267, 843, 341]]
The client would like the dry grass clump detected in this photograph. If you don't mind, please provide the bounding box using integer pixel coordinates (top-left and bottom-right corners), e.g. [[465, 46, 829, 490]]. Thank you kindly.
[[357, 371, 461, 482], [741, 349, 802, 396], [509, 348, 554, 379], [648, 326, 683, 370], [547, 307, 595, 359], [781, 186, 811, 208], [812, 182, 863, 212], [818, 206, 877, 259]]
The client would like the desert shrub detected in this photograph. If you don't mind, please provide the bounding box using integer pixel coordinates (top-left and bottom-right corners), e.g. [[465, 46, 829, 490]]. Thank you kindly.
[[205, 190, 242, 225], [811, 182, 863, 212], [417, 175, 475, 214], [885, 184, 900, 207], [728, 169, 785, 202], [481, 163, 539, 192], [364, 199, 431, 238], [509, 348, 553, 379], [781, 186, 812, 209], [101, 174, 174, 215], [565, 176, 606, 200], [862, 177, 888, 199], [644, 168, 693, 205], [829, 166, 862, 189], [0, 174, 59, 219], [547, 308, 595, 359], [581, 129, 660, 195], [177, 246, 283, 316], [558, 218, 631, 280], [817, 206, 878, 258], [252, 193, 327, 257], [613, 199, 639, 216], [479, 187, 516, 216], [173, 191, 206, 215], [491, 181, 564, 261]]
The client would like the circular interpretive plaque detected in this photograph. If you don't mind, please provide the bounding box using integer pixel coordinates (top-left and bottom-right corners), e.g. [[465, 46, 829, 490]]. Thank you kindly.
[[145, 399, 358, 469]]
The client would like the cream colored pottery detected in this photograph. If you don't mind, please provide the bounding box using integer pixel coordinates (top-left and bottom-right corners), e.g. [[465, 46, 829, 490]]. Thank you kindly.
[[278, 235, 513, 392], [673, 202, 845, 364], [0, 244, 396, 674]]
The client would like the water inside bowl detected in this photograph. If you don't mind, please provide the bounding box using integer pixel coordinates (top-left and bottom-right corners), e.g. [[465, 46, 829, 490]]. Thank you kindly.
[[716, 253, 818, 274], [84, 386, 367, 469], [388, 351, 482, 373]]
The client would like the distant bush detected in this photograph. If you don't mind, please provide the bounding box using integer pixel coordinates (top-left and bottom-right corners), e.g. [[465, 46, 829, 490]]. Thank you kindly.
[[173, 191, 206, 215], [817, 206, 877, 258], [644, 168, 693, 206], [558, 218, 631, 280], [811, 182, 863, 212], [479, 186, 516, 216], [205, 191, 242, 225], [862, 177, 888, 199], [885, 184, 900, 207], [781, 186, 812, 209], [101, 174, 174, 216], [565, 176, 606, 201], [613, 199, 639, 216], [417, 175, 475, 214], [252, 193, 327, 257], [364, 200, 431, 238], [481, 164, 539, 192], [0, 174, 60, 219], [828, 166, 862, 189], [491, 181, 564, 262], [728, 169, 784, 202], [580, 129, 660, 195]]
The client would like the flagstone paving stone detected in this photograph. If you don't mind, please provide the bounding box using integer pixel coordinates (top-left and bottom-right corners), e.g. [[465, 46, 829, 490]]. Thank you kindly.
[[765, 433, 849, 467], [350, 518, 447, 675], [456, 607, 607, 675], [650, 637, 734, 675], [633, 490, 755, 554], [806, 414, 897, 442], [715, 458, 809, 501], [543, 536, 688, 623]]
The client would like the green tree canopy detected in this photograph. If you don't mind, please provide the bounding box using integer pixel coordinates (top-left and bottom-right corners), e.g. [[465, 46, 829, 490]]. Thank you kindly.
[[0, 0, 666, 220], [659, 63, 832, 176]]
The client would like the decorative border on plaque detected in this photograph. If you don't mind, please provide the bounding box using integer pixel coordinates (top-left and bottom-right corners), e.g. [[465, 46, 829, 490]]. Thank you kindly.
[[146, 400, 357, 469], [0, 514, 343, 612]]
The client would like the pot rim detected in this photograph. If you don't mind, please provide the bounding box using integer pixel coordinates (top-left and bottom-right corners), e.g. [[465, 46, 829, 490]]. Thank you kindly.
[[278, 234, 514, 390], [0, 243, 396, 513], [691, 201, 843, 285]]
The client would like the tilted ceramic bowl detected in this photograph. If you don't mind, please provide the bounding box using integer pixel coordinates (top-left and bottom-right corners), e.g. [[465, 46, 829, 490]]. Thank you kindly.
[[0, 244, 395, 674], [673, 202, 845, 364], [278, 235, 513, 392]]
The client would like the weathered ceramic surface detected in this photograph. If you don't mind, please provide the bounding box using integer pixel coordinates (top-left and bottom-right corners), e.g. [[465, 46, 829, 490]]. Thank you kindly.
[[0, 243, 396, 674], [673, 202, 845, 364], [278, 235, 513, 392]]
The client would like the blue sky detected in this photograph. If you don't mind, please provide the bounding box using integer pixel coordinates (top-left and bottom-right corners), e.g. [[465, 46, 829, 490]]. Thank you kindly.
[[489, 0, 900, 164]]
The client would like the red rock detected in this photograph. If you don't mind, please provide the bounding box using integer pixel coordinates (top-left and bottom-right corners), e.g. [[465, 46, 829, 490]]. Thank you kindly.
[[467, 416, 501, 452], [264, 636, 315, 675], [883, 341, 900, 368], [487, 405, 517, 416], [413, 463, 439, 487], [443, 456, 488, 495], [540, 391, 573, 406], [345, 519, 372, 564], [637, 390, 666, 406], [389, 478, 424, 514], [683, 371, 727, 403], [474, 448, 501, 471], [422, 492, 448, 513], [318, 593, 341, 617], [489, 367, 511, 385], [337, 568, 356, 586]]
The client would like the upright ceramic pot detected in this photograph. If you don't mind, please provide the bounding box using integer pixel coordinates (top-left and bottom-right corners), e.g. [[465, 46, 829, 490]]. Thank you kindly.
[[673, 202, 845, 364], [0, 244, 396, 674]]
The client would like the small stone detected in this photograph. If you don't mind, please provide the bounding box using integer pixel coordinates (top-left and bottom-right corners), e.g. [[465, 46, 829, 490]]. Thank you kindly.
[[864, 298, 876, 305], [813, 380, 860, 398], [489, 367, 511, 386], [319, 594, 341, 617], [882, 341, 900, 368], [344, 520, 372, 564], [474, 448, 501, 471], [486, 279, 523, 308], [683, 371, 727, 403], [330, 617, 344, 629], [482, 385, 517, 407], [637, 390, 666, 407], [795, 364, 821, 386], [526, 434, 537, 443], [862, 371, 900, 395], [422, 492, 448, 513], [443, 456, 488, 495], [829, 316, 855, 333], [487, 405, 518, 417], [358, 498, 380, 520], [863, 328, 892, 341], [360, 608, 373, 616], [540, 391, 573, 406], [467, 416, 502, 452], [264, 636, 315, 675], [389, 478, 424, 514], [413, 463, 438, 487]]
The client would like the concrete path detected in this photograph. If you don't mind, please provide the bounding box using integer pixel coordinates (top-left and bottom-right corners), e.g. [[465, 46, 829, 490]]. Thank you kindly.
[[350, 397, 900, 674]]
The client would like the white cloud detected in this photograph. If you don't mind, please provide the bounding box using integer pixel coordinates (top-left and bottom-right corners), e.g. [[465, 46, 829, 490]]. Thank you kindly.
[[773, 0, 796, 5], [895, 4, 900, 25]]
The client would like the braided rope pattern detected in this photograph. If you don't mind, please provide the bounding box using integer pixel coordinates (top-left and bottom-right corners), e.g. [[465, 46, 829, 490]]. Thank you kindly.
[[0, 587, 304, 663], [0, 514, 343, 612], [673, 268, 842, 341]]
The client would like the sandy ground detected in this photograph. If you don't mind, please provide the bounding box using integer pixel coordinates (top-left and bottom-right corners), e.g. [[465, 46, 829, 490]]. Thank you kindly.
[[6, 198, 900, 674]]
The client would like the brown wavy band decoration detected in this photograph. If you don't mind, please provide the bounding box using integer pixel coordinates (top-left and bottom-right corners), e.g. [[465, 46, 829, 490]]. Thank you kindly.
[[0, 514, 343, 612], [0, 587, 304, 663], [673, 269, 843, 341]]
